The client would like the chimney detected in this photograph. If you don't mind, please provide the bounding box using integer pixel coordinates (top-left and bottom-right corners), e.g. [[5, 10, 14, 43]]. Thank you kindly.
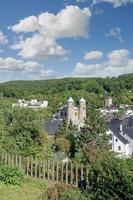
[[120, 124, 123, 132]]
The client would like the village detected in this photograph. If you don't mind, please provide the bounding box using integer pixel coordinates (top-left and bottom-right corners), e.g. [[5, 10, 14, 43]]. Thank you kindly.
[[12, 96, 133, 158]]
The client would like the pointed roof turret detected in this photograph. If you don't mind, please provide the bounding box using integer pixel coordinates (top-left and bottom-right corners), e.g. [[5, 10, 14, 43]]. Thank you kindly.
[[79, 97, 86, 103], [67, 97, 74, 102]]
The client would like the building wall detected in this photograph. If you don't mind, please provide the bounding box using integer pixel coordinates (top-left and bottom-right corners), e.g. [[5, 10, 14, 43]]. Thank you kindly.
[[108, 129, 129, 157], [59, 98, 86, 128], [105, 97, 112, 108]]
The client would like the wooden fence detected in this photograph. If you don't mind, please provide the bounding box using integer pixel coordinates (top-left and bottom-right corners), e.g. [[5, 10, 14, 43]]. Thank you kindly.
[[0, 152, 89, 188]]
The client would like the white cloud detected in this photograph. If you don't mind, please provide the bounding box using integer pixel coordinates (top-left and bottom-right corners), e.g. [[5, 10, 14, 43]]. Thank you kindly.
[[0, 31, 8, 44], [10, 16, 38, 33], [76, 0, 87, 3], [106, 27, 123, 42], [92, 0, 133, 8], [84, 50, 103, 60], [0, 57, 42, 72], [10, 6, 91, 59], [0, 57, 54, 79], [73, 49, 133, 77], [12, 34, 67, 59]]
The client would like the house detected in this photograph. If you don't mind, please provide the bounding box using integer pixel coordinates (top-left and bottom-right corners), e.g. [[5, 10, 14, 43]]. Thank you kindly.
[[44, 97, 86, 134], [12, 99, 48, 109], [107, 116, 133, 157], [99, 96, 133, 117]]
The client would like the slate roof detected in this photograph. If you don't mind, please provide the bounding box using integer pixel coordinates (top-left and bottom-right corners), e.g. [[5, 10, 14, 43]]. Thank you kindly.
[[108, 116, 133, 143], [44, 119, 62, 135]]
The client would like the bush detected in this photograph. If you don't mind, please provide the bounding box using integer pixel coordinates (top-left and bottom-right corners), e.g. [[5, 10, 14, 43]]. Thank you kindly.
[[56, 137, 70, 153], [60, 188, 89, 200], [42, 182, 88, 200], [0, 163, 24, 185], [87, 156, 133, 200]]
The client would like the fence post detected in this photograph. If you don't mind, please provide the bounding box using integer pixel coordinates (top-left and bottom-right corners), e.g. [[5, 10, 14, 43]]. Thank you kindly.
[[52, 161, 55, 181], [30, 157, 33, 177], [34, 158, 37, 178], [47, 160, 50, 180], [43, 162, 45, 180], [65, 162, 68, 184], [81, 164, 84, 181], [70, 162, 73, 185], [39, 161, 42, 179], [75, 164, 78, 187], [11, 154, 14, 166], [56, 161, 59, 182], [18, 156, 22, 171], [61, 162, 64, 183], [15, 155, 18, 167], [26, 157, 29, 176]]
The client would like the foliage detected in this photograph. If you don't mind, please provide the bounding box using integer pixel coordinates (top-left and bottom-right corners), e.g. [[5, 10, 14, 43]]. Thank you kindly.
[[1, 74, 133, 111], [60, 188, 89, 200], [55, 137, 70, 153], [0, 106, 52, 158], [55, 120, 68, 138], [78, 109, 110, 150], [87, 156, 133, 200], [42, 182, 88, 200], [0, 177, 46, 200], [0, 163, 24, 185]]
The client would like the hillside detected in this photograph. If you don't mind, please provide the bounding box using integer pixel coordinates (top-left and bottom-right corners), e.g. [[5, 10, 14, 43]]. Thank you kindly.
[[0, 74, 133, 111]]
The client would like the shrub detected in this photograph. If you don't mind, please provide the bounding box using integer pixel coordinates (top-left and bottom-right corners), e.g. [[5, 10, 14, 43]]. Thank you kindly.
[[56, 137, 70, 153], [42, 182, 88, 200], [0, 163, 24, 185], [60, 188, 89, 200], [87, 156, 133, 200]]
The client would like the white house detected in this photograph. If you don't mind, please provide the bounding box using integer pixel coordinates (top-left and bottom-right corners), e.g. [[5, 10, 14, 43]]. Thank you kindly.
[[12, 99, 48, 109], [107, 117, 133, 157]]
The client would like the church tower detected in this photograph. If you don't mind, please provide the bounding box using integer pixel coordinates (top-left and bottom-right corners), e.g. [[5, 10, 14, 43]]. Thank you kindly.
[[105, 96, 112, 108], [79, 97, 86, 126], [67, 97, 74, 123]]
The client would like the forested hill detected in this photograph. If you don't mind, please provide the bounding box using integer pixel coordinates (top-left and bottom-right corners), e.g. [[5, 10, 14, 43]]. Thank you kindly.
[[0, 74, 133, 110]]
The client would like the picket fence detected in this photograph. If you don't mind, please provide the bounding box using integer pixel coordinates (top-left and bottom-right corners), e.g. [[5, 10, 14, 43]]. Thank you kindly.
[[0, 152, 89, 188]]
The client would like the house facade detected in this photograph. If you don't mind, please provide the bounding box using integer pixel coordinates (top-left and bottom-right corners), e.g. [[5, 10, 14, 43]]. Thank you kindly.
[[12, 99, 48, 109], [107, 117, 133, 157]]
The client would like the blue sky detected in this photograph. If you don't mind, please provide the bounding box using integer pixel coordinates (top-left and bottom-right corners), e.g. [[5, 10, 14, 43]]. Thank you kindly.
[[0, 0, 133, 82]]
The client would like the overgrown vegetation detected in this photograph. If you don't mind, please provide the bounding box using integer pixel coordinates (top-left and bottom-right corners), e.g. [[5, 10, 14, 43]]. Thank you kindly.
[[0, 75, 133, 199], [0, 163, 24, 185]]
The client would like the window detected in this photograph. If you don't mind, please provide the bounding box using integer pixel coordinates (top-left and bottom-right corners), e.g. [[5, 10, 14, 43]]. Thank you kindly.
[[75, 112, 77, 116], [118, 146, 121, 151], [61, 112, 63, 116], [115, 139, 118, 142]]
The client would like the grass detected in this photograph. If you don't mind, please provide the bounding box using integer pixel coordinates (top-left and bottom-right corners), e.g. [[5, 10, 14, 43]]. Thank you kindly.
[[0, 177, 47, 200]]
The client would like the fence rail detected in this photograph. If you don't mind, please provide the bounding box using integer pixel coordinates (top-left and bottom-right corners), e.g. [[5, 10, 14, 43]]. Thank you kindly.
[[0, 152, 89, 188]]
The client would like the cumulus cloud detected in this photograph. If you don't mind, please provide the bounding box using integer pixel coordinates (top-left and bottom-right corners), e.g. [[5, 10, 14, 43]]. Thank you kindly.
[[84, 50, 103, 60], [11, 34, 67, 58], [106, 27, 123, 42], [73, 49, 133, 77], [10, 16, 39, 33], [0, 31, 8, 44], [0, 57, 54, 79], [92, 0, 133, 8], [10, 5, 91, 59]]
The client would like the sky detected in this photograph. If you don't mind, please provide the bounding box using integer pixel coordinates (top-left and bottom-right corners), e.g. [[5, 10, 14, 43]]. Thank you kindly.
[[0, 0, 133, 82]]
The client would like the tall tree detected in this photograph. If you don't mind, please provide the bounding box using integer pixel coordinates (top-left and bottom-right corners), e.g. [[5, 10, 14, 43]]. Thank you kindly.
[[78, 109, 109, 149]]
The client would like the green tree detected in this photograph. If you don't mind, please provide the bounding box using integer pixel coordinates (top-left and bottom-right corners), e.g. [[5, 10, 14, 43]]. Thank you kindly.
[[3, 108, 46, 157], [78, 109, 109, 149], [87, 156, 133, 200]]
